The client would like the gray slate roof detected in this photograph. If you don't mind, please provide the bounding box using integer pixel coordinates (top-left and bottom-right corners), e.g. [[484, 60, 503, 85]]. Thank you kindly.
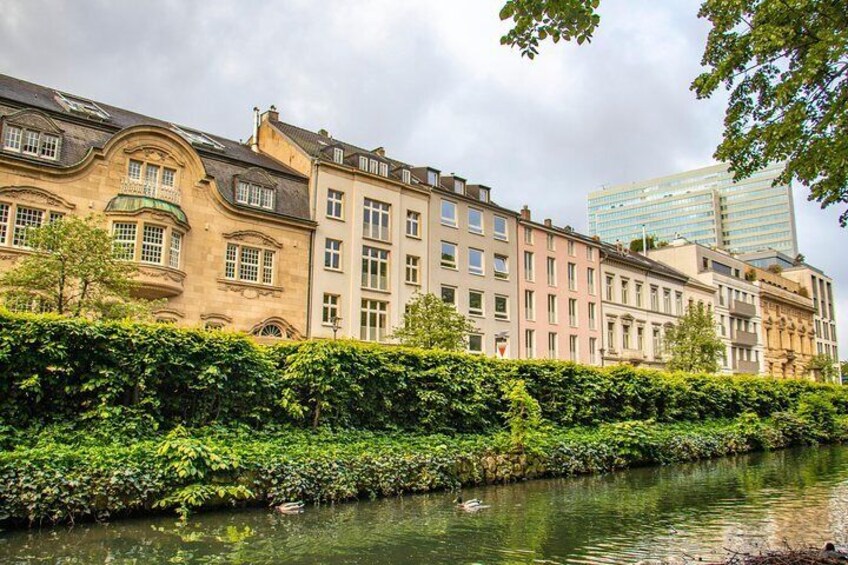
[[0, 74, 311, 222]]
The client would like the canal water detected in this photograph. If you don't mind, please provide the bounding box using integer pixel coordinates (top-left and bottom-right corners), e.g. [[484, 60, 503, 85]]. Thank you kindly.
[[2, 445, 848, 564]]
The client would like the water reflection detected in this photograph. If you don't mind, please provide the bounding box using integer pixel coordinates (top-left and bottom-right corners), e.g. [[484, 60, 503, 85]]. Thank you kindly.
[[2, 446, 848, 564]]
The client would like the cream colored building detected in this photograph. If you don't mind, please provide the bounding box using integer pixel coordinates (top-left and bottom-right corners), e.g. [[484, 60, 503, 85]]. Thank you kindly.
[[600, 243, 714, 368], [650, 241, 765, 374], [0, 74, 315, 336]]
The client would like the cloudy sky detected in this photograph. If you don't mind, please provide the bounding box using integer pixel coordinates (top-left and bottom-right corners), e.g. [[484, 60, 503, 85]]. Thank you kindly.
[[1, 0, 845, 356]]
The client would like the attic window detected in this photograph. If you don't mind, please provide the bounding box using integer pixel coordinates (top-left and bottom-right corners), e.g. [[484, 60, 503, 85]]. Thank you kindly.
[[369, 159, 379, 175], [401, 169, 411, 184], [55, 92, 111, 121], [359, 156, 368, 171], [479, 188, 490, 202], [171, 125, 225, 151], [454, 179, 465, 194], [379, 163, 388, 177], [333, 147, 344, 164], [236, 180, 274, 210], [427, 170, 439, 186], [2, 124, 61, 161]]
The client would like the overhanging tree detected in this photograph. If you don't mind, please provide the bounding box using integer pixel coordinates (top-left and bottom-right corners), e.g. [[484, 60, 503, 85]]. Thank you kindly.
[[392, 292, 478, 351], [499, 0, 848, 225], [664, 303, 725, 373]]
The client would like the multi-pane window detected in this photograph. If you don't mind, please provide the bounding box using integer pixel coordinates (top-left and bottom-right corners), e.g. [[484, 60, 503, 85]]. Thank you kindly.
[[607, 321, 616, 350], [236, 181, 274, 210], [637, 326, 645, 352], [360, 299, 388, 342], [361, 246, 389, 290], [569, 298, 578, 327], [675, 292, 684, 315], [548, 332, 558, 359], [112, 222, 137, 259], [588, 302, 596, 329], [406, 210, 420, 237], [567, 263, 577, 291], [635, 282, 643, 307], [441, 285, 456, 305], [469, 290, 484, 316], [441, 200, 457, 227], [605, 275, 614, 301], [224, 243, 275, 284], [587, 247, 595, 261], [493, 216, 508, 241], [568, 240, 576, 256], [525, 289, 535, 321], [468, 334, 483, 353], [405, 255, 420, 285], [469, 248, 484, 275], [322, 294, 340, 325], [653, 328, 662, 358], [546, 257, 557, 286], [468, 208, 483, 234], [363, 198, 390, 241], [427, 170, 439, 186], [547, 234, 555, 251], [621, 279, 629, 305], [589, 337, 597, 364], [332, 147, 344, 164], [13, 206, 43, 247], [2, 125, 60, 160], [651, 286, 659, 311], [663, 288, 672, 313], [587, 267, 595, 295], [547, 294, 558, 324], [169, 231, 182, 269], [494, 254, 509, 279], [524, 251, 535, 281], [524, 227, 533, 244], [495, 294, 509, 320], [569, 335, 578, 361], [622, 324, 631, 349], [324, 239, 342, 270], [525, 329, 536, 359], [0, 203, 8, 245], [441, 241, 457, 269], [141, 225, 165, 264], [326, 189, 344, 219], [401, 169, 412, 184]]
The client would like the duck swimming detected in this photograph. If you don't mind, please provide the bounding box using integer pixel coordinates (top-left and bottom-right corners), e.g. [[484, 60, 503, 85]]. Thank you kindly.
[[274, 501, 305, 514], [453, 496, 490, 512]]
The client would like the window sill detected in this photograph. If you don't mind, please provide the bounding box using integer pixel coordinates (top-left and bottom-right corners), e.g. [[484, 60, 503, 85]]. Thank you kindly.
[[216, 278, 283, 293], [325, 215, 345, 222], [362, 235, 392, 245], [494, 317, 510, 322], [441, 265, 458, 271], [324, 267, 344, 273], [440, 222, 458, 229], [361, 287, 392, 295], [405, 234, 422, 240], [469, 271, 485, 277]]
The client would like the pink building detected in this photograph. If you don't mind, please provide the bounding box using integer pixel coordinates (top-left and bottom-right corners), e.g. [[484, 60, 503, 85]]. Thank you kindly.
[[518, 206, 603, 364]]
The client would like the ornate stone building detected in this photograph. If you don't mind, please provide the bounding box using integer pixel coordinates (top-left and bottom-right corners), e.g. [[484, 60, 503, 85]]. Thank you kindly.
[[0, 74, 315, 337]]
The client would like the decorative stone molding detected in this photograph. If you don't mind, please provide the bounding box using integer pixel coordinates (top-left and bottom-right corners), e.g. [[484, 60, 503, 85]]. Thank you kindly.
[[234, 167, 277, 189], [137, 265, 186, 284], [249, 316, 303, 340], [216, 278, 283, 299], [0, 186, 76, 210], [1, 109, 64, 135], [201, 312, 233, 323], [122, 143, 188, 169], [222, 230, 283, 249], [152, 307, 185, 319]]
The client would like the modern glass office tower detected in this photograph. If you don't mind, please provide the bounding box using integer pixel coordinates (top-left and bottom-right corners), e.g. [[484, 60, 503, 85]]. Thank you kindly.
[[587, 162, 798, 256]]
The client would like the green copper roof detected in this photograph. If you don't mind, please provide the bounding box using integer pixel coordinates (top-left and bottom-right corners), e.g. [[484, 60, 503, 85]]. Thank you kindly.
[[106, 195, 188, 225]]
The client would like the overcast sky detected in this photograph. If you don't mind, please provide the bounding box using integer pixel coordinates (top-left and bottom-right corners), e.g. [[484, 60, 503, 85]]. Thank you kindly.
[[1, 0, 845, 357]]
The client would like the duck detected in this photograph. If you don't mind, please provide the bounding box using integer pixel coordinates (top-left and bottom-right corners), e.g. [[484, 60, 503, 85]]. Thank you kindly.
[[453, 495, 490, 512], [274, 501, 305, 514], [822, 543, 848, 560]]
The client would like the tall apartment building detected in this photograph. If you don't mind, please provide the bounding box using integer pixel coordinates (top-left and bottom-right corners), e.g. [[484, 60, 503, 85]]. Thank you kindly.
[[517, 206, 602, 364], [588, 162, 798, 256], [650, 241, 765, 374], [0, 74, 314, 336], [424, 172, 519, 357], [600, 242, 714, 369], [742, 250, 839, 374], [255, 111, 429, 342]]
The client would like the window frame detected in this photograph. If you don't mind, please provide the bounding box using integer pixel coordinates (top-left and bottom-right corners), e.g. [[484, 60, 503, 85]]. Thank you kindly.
[[326, 189, 344, 220]]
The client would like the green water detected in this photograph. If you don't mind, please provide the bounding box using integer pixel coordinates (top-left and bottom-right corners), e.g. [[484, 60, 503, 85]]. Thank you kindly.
[[3, 446, 848, 564]]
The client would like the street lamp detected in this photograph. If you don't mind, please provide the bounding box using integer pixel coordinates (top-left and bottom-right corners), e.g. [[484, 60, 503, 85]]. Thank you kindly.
[[599, 347, 606, 367], [330, 316, 342, 340]]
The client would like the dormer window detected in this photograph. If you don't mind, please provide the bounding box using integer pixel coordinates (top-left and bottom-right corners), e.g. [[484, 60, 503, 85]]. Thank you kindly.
[[479, 188, 490, 203], [454, 179, 465, 194], [3, 125, 61, 161], [359, 156, 368, 171], [427, 170, 439, 186], [401, 169, 411, 184], [171, 125, 225, 151], [379, 162, 388, 177], [55, 92, 111, 121], [333, 147, 344, 164], [236, 180, 274, 210], [369, 159, 379, 175]]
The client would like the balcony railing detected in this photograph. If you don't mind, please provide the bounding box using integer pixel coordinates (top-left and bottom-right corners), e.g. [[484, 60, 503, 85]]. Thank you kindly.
[[121, 178, 182, 205], [729, 299, 756, 318], [733, 359, 759, 374], [732, 329, 759, 347]]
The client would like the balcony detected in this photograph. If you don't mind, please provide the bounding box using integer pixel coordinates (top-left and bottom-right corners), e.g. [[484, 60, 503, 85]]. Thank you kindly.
[[133, 264, 186, 298], [733, 359, 760, 374], [732, 329, 759, 347], [121, 177, 181, 205], [729, 299, 756, 318], [620, 349, 645, 362]]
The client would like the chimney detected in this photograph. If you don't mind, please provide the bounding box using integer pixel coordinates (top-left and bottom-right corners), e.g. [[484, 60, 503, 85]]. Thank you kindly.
[[372, 147, 386, 157], [520, 205, 531, 221], [262, 104, 279, 123], [544, 218, 553, 228], [251, 107, 260, 153]]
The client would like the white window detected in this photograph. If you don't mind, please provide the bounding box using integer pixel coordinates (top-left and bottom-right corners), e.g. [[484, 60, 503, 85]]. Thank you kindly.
[[171, 125, 224, 150], [326, 189, 344, 219], [358, 156, 368, 171], [363, 198, 390, 241], [141, 224, 165, 264], [405, 255, 420, 285], [587, 267, 595, 295], [224, 243, 275, 284], [495, 294, 509, 320], [360, 299, 388, 342], [322, 293, 340, 324], [621, 279, 629, 305], [361, 246, 389, 290], [589, 337, 597, 364], [128, 159, 143, 181], [494, 254, 509, 279], [454, 179, 465, 194], [469, 290, 484, 316], [525, 329, 536, 359], [3, 125, 22, 151], [587, 247, 595, 261], [569, 298, 578, 327], [22, 130, 39, 155], [547, 257, 557, 286], [236, 181, 274, 210], [568, 263, 577, 291], [225, 243, 238, 279], [256, 323, 285, 338], [568, 240, 576, 256], [379, 163, 389, 177], [524, 289, 535, 321], [324, 239, 342, 271], [588, 302, 597, 329], [547, 234, 555, 251], [441, 241, 457, 269], [262, 249, 274, 284], [547, 294, 558, 324], [161, 167, 176, 188], [468, 334, 483, 353], [524, 227, 533, 244], [406, 210, 420, 237], [333, 147, 344, 164], [441, 285, 456, 305], [56, 92, 111, 120], [39, 134, 59, 160], [401, 169, 411, 184], [524, 251, 535, 281], [427, 170, 439, 186], [112, 222, 136, 260], [169, 231, 182, 269], [569, 335, 578, 361], [635, 283, 643, 307], [3, 125, 59, 160], [441, 200, 457, 227], [468, 208, 483, 234], [494, 216, 508, 241], [479, 188, 490, 202], [0, 203, 8, 245], [548, 332, 558, 359], [468, 248, 484, 276], [239, 246, 260, 282], [13, 206, 43, 248], [369, 159, 379, 175]]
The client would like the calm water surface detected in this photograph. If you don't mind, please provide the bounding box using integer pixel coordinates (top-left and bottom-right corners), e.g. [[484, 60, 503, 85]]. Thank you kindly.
[[2, 445, 848, 564]]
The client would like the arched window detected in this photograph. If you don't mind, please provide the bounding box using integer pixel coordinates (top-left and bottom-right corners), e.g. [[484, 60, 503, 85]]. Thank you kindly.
[[256, 322, 285, 338]]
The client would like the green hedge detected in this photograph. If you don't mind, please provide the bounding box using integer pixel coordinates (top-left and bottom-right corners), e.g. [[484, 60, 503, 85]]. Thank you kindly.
[[0, 312, 845, 433]]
